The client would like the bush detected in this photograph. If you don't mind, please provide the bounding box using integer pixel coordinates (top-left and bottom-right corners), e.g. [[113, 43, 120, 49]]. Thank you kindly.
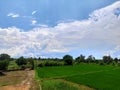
[[16, 56, 27, 66], [37, 61, 64, 67], [0, 60, 9, 71], [99, 62, 104, 66], [38, 62, 45, 67], [63, 55, 73, 65]]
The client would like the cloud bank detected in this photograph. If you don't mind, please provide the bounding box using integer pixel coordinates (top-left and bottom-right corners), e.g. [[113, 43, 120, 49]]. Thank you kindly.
[[1, 1, 120, 58]]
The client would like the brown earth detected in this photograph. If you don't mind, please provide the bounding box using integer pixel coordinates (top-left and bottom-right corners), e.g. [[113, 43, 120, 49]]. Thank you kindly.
[[0, 70, 35, 90]]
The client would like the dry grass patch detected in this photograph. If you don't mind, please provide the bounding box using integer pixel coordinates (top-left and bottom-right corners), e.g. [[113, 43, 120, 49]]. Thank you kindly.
[[0, 70, 27, 86]]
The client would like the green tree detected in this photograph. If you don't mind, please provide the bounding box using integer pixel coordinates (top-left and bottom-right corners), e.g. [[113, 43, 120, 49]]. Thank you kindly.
[[63, 55, 73, 65], [86, 55, 95, 63], [114, 57, 118, 63], [0, 53, 10, 60], [0, 60, 9, 71], [0, 54, 10, 72], [16, 56, 27, 66], [75, 54, 85, 63], [103, 55, 113, 64], [27, 58, 34, 69]]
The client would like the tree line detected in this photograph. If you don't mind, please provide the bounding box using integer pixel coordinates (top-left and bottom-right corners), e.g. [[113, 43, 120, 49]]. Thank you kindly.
[[0, 53, 120, 71]]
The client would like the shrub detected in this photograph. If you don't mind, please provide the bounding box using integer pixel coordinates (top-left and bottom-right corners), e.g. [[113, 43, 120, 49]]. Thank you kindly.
[[0, 60, 9, 71], [99, 62, 104, 66], [63, 55, 73, 65]]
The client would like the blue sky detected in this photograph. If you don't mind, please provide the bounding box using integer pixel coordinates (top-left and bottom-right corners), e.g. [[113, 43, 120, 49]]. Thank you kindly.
[[0, 0, 120, 58], [0, 0, 116, 29]]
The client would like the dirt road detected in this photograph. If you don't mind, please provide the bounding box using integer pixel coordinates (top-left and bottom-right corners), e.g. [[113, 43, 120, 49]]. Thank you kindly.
[[0, 70, 34, 90]]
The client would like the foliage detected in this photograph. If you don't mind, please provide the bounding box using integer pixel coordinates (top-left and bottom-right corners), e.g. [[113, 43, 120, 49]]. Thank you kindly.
[[41, 79, 79, 90], [63, 55, 73, 65], [8, 60, 20, 70], [0, 60, 9, 71], [0, 53, 11, 60], [75, 54, 85, 63], [37, 60, 64, 67], [114, 57, 119, 63], [16, 56, 27, 66], [86, 55, 95, 63], [36, 64, 120, 90], [27, 58, 34, 69], [103, 55, 113, 64]]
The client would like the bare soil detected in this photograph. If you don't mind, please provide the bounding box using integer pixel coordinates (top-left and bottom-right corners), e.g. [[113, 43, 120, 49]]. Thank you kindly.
[[0, 70, 35, 90]]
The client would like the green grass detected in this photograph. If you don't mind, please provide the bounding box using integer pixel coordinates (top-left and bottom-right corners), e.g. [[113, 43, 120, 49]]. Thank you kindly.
[[36, 64, 116, 78], [41, 79, 79, 90], [65, 68, 120, 90], [36, 64, 120, 90], [8, 60, 20, 70]]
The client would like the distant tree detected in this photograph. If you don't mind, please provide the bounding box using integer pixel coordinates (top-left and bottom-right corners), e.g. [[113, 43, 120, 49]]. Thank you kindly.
[[103, 55, 113, 64], [0, 53, 10, 60], [27, 58, 34, 69], [75, 54, 85, 63], [0, 60, 9, 71], [114, 57, 119, 63], [16, 56, 27, 66], [0, 54, 10, 72], [63, 55, 73, 65], [86, 55, 95, 63]]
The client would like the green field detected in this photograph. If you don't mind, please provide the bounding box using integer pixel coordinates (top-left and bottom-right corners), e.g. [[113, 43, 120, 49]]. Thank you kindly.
[[36, 64, 120, 90]]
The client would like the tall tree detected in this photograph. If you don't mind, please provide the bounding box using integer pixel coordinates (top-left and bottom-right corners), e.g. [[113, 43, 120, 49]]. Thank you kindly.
[[75, 54, 85, 63], [0, 53, 10, 60], [63, 55, 73, 65], [86, 55, 95, 63], [16, 56, 27, 66], [103, 55, 113, 64]]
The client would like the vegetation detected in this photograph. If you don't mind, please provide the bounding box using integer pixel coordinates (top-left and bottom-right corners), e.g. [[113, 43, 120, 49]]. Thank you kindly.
[[0, 54, 10, 72], [0, 53, 120, 90], [41, 79, 80, 90], [75, 54, 85, 63], [15, 56, 34, 70], [36, 64, 120, 90], [63, 55, 73, 65]]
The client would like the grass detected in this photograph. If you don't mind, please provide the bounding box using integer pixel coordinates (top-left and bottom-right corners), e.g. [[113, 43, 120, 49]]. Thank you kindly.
[[36, 64, 116, 78], [36, 64, 120, 90], [65, 68, 120, 90], [29, 79, 40, 90], [41, 79, 80, 90], [8, 60, 20, 70]]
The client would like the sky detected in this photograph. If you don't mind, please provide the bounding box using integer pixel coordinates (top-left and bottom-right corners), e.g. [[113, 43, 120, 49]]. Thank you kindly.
[[0, 0, 120, 58]]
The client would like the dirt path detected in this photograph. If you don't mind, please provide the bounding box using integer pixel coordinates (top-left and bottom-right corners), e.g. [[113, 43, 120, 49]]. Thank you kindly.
[[0, 70, 35, 90]]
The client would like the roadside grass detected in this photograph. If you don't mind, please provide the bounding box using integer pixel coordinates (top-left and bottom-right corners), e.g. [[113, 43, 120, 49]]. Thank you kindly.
[[29, 79, 40, 90], [0, 71, 27, 86], [41, 79, 80, 90], [36, 64, 120, 90], [7, 60, 20, 70]]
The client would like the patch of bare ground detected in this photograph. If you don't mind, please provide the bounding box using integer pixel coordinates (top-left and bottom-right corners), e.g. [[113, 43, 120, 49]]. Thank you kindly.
[[0, 70, 36, 90]]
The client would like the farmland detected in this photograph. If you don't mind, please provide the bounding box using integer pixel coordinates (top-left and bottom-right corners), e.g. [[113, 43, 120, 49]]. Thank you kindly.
[[36, 64, 120, 90]]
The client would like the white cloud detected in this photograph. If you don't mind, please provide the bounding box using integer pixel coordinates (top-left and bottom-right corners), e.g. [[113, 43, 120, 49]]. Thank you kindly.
[[7, 13, 20, 18], [32, 11, 37, 15], [1, 1, 120, 58], [31, 20, 37, 25]]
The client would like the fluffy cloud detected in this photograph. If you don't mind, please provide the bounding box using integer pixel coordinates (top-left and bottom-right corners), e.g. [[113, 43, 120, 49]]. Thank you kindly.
[[7, 13, 20, 18], [1, 1, 120, 58]]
